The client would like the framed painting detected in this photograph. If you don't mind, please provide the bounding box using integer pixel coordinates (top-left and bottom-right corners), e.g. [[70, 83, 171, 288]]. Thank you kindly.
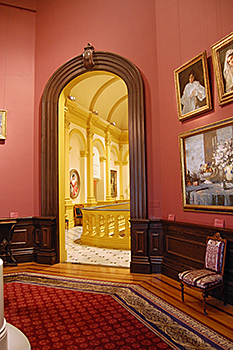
[[211, 32, 233, 106], [70, 169, 80, 199], [0, 110, 7, 140], [179, 116, 233, 213], [174, 51, 212, 121], [110, 170, 117, 197]]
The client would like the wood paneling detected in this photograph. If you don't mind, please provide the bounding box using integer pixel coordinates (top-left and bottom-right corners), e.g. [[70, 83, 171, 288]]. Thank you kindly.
[[161, 220, 233, 305], [130, 219, 150, 273], [5, 215, 233, 307], [7, 217, 57, 265], [149, 219, 163, 273]]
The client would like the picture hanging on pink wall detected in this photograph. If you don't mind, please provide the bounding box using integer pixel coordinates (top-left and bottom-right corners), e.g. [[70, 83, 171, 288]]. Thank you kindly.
[[211, 32, 233, 106], [174, 51, 212, 122], [179, 116, 233, 213], [0, 110, 7, 140]]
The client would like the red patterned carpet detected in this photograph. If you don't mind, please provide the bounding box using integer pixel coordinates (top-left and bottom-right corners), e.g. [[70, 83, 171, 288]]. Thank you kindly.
[[3, 273, 233, 350], [4, 281, 172, 350]]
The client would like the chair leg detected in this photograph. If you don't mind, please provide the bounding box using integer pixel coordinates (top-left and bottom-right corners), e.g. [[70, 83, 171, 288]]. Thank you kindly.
[[202, 291, 208, 315], [180, 282, 184, 302]]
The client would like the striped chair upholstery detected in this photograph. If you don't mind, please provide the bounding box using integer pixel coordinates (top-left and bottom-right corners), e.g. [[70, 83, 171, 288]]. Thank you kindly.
[[178, 232, 227, 315]]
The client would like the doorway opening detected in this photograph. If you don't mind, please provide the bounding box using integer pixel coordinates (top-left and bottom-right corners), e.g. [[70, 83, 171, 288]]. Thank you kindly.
[[61, 70, 130, 266], [41, 48, 147, 263]]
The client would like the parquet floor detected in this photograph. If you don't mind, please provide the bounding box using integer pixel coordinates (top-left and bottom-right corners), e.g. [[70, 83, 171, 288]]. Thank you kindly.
[[3, 262, 233, 342]]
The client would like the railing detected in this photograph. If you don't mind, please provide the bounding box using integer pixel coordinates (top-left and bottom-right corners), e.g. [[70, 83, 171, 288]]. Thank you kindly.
[[81, 202, 130, 250]]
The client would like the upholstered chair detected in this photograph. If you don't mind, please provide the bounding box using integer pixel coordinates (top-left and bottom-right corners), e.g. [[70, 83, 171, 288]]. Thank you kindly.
[[178, 232, 227, 315], [74, 205, 84, 226]]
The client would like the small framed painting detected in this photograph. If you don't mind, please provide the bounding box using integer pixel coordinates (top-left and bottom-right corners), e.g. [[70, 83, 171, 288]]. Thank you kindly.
[[179, 116, 233, 213], [0, 110, 7, 140], [174, 51, 212, 121], [70, 169, 80, 199], [211, 32, 233, 106], [110, 170, 117, 197]]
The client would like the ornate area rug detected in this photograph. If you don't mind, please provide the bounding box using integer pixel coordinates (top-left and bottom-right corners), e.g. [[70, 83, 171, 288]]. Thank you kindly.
[[3, 273, 233, 350]]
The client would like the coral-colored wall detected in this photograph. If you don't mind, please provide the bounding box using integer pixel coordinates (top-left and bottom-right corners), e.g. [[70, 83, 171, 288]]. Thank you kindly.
[[0, 3, 35, 217], [1, 0, 233, 229], [155, 0, 233, 227], [34, 0, 160, 216]]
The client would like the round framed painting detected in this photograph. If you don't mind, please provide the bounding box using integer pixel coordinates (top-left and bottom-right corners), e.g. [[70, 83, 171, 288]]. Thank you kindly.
[[70, 169, 80, 199]]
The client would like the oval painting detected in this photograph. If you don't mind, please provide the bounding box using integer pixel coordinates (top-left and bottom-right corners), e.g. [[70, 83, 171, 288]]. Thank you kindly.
[[70, 169, 80, 199]]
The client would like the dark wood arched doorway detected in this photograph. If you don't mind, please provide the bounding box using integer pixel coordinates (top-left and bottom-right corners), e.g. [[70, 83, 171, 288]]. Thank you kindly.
[[41, 49, 149, 271]]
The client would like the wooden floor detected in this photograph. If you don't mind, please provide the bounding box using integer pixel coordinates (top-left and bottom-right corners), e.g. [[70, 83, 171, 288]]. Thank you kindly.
[[3, 262, 233, 342]]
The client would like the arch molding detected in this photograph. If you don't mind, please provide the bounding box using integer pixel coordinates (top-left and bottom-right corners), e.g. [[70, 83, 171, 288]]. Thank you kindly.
[[41, 51, 148, 262]]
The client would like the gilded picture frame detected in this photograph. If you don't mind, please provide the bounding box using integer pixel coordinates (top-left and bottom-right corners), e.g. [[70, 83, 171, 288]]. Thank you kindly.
[[174, 51, 212, 122], [179, 116, 233, 213], [0, 110, 7, 140], [70, 169, 80, 199], [211, 32, 233, 106]]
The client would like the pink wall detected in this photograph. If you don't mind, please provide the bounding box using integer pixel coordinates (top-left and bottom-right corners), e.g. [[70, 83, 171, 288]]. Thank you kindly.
[[34, 0, 161, 216], [155, 0, 233, 227], [0, 3, 35, 218], [1, 0, 233, 228]]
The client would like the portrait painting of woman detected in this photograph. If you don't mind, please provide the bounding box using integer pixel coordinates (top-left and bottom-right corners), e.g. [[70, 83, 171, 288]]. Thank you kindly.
[[211, 32, 233, 106], [223, 48, 233, 93], [174, 51, 211, 121], [180, 69, 206, 115], [70, 169, 80, 199]]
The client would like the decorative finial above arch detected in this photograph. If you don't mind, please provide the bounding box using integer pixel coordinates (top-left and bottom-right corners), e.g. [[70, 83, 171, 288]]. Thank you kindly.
[[83, 43, 95, 69]]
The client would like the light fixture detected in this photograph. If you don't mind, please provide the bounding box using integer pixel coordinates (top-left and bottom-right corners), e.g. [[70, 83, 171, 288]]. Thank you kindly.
[[68, 96, 76, 101], [92, 110, 98, 115], [110, 121, 116, 126]]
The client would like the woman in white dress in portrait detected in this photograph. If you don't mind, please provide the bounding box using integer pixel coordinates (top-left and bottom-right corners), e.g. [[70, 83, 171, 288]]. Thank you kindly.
[[223, 48, 233, 93], [180, 70, 206, 115]]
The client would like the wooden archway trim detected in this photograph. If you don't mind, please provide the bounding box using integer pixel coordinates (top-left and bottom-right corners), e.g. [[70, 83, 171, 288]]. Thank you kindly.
[[41, 51, 148, 263]]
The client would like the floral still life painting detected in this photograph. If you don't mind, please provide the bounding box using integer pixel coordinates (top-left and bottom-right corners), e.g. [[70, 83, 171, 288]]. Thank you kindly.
[[179, 117, 233, 213]]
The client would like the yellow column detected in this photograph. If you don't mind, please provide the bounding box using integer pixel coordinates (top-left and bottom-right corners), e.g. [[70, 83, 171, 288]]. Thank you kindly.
[[99, 155, 106, 201], [64, 110, 73, 226], [59, 97, 67, 262], [119, 144, 124, 200], [87, 125, 96, 204], [105, 130, 112, 201], [80, 150, 88, 203]]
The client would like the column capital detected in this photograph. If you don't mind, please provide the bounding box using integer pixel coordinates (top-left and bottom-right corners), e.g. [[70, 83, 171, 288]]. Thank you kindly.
[[80, 150, 88, 157], [100, 156, 107, 162]]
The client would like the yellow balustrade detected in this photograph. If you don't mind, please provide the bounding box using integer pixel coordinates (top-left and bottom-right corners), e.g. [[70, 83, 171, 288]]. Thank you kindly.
[[81, 202, 130, 250]]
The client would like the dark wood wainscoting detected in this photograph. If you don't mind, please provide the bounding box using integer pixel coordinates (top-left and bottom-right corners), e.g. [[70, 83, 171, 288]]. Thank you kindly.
[[9, 217, 57, 265], [130, 218, 233, 306], [4, 216, 233, 305], [161, 220, 233, 306]]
